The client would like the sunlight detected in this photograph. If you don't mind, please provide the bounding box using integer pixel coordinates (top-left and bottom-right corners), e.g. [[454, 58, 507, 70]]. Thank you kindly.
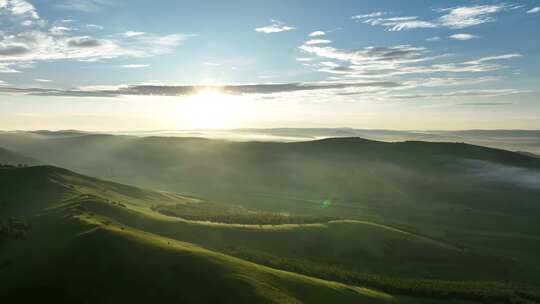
[[177, 89, 247, 129]]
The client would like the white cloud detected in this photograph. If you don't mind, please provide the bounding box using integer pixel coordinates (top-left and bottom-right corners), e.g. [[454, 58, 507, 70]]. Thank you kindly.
[[449, 33, 479, 40], [0, 2, 195, 72], [426, 36, 441, 41], [255, 20, 295, 33], [463, 53, 522, 65], [356, 15, 437, 31], [320, 61, 340, 68], [299, 40, 522, 82], [393, 89, 528, 99], [86, 24, 104, 30], [403, 76, 500, 88], [527, 7, 540, 14], [355, 5, 512, 31], [121, 64, 150, 68], [0, 62, 21, 73], [308, 31, 325, 37], [34, 78, 52, 82], [49, 26, 72, 35], [0, 81, 404, 98], [387, 19, 437, 31], [305, 39, 331, 45], [438, 5, 507, 29], [9, 0, 38, 18], [124, 31, 145, 37], [352, 12, 386, 20]]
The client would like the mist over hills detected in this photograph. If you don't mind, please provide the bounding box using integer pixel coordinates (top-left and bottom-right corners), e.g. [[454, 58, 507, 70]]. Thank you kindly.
[[106, 128, 540, 155], [1, 131, 540, 303], [1, 165, 539, 303], [5, 128, 539, 154]]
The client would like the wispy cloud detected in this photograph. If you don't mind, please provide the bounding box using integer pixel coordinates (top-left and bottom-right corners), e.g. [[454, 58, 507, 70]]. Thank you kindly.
[[449, 33, 479, 40], [403, 76, 500, 88], [437, 5, 509, 29], [49, 26, 72, 35], [304, 39, 331, 45], [464, 53, 522, 65], [426, 36, 441, 41], [308, 31, 325, 37], [354, 14, 436, 31], [527, 7, 540, 14], [203, 62, 221, 66], [86, 24, 104, 30], [0, 81, 403, 98], [255, 20, 295, 33], [352, 12, 387, 19], [392, 89, 528, 100], [0, 62, 20, 73], [124, 31, 145, 37], [355, 5, 512, 31], [120, 64, 150, 68], [299, 36, 522, 85], [34, 78, 52, 82], [0, 1, 195, 72]]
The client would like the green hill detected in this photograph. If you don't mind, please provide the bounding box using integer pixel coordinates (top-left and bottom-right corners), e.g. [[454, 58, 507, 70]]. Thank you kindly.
[[0, 133, 538, 240], [1, 166, 539, 303], [0, 166, 397, 303], [0, 147, 42, 167]]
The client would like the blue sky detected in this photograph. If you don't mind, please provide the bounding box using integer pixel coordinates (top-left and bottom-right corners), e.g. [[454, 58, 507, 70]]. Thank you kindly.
[[0, 0, 539, 130]]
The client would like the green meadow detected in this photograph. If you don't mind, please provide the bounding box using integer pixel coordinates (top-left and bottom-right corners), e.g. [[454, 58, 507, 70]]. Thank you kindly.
[[1, 133, 540, 303]]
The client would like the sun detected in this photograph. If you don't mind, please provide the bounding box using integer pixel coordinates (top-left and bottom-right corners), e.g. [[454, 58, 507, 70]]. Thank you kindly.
[[176, 89, 246, 129]]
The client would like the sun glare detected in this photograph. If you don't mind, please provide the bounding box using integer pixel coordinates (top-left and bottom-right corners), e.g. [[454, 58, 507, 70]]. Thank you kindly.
[[176, 89, 246, 129]]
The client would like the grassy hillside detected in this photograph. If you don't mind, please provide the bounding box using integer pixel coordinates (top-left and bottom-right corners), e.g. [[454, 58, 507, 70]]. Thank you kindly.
[[1, 133, 539, 284], [2, 214, 397, 304], [0, 133, 538, 237], [0, 147, 42, 167], [1, 166, 539, 303], [0, 166, 398, 303]]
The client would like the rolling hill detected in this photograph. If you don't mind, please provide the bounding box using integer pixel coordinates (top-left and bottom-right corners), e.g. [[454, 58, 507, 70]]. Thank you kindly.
[[0, 166, 397, 303], [0, 147, 42, 167], [1, 165, 539, 303], [0, 132, 538, 235]]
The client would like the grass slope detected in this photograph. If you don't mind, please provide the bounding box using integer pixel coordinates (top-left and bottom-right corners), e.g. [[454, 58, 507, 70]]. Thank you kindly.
[[0, 166, 398, 303], [1, 166, 538, 303], [0, 133, 538, 275], [0, 146, 42, 166], [2, 213, 394, 303]]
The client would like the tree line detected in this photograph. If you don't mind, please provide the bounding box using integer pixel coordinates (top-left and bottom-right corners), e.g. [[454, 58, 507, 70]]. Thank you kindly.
[[151, 202, 338, 225], [225, 247, 540, 304]]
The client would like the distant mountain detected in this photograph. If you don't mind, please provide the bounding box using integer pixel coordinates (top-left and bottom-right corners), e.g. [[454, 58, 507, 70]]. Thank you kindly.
[[29, 129, 91, 137], [6, 128, 540, 153]]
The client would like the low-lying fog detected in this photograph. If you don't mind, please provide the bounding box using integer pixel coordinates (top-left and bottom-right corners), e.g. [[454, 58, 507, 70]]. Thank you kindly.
[[110, 129, 540, 155], [465, 159, 540, 190]]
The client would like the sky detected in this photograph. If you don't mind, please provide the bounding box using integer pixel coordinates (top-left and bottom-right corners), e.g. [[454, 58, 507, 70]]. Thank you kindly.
[[0, 0, 539, 131]]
